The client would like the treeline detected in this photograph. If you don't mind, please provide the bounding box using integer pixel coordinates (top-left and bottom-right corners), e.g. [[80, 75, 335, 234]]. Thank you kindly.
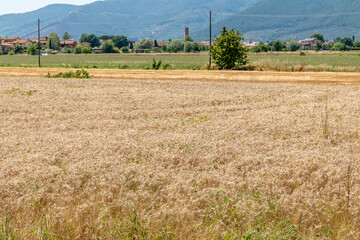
[[251, 33, 360, 52]]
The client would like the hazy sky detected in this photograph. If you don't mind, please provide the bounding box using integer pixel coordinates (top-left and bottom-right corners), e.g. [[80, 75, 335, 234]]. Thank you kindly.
[[0, 0, 97, 15]]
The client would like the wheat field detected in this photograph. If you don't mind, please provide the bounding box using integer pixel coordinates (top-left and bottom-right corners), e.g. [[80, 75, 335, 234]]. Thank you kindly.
[[1, 74, 360, 239]]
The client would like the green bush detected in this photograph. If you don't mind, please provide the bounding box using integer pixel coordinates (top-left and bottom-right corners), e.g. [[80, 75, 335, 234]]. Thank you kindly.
[[121, 47, 130, 53], [14, 45, 24, 54], [46, 69, 91, 79], [74, 44, 82, 54], [184, 42, 193, 53], [113, 47, 120, 53], [8, 51, 14, 56], [168, 39, 184, 53], [152, 59, 162, 70], [102, 40, 115, 53], [82, 45, 93, 54], [27, 44, 37, 55]]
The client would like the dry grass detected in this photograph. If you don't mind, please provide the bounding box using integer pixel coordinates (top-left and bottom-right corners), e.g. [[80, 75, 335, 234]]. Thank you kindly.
[[1, 75, 360, 239], [2, 67, 360, 85]]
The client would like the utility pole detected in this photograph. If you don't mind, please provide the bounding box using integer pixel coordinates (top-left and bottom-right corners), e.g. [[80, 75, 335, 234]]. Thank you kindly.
[[38, 18, 41, 67], [209, 10, 212, 68]]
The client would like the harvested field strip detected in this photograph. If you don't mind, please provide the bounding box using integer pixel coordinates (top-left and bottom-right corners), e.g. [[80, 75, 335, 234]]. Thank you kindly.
[[1, 67, 360, 85]]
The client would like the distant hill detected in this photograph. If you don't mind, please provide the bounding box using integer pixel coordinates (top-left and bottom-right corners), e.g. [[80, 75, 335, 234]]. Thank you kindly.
[[194, 0, 360, 41], [0, 0, 259, 40]]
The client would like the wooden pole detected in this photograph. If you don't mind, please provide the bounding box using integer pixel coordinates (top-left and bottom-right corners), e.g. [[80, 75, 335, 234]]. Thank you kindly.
[[209, 11, 212, 68], [38, 19, 41, 67]]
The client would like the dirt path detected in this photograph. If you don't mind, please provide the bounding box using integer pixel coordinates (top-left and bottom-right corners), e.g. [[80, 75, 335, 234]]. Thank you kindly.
[[1, 67, 360, 85]]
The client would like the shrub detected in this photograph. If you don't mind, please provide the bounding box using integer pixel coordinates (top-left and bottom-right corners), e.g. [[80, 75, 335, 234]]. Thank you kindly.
[[74, 45, 82, 54], [168, 39, 184, 53], [121, 47, 130, 53], [102, 40, 115, 53], [8, 51, 14, 56], [14, 45, 24, 54], [135, 39, 152, 50], [27, 44, 37, 55], [113, 47, 120, 53], [46, 69, 91, 79], [193, 43, 200, 52], [184, 42, 193, 53], [82, 45, 93, 54], [152, 59, 162, 70]]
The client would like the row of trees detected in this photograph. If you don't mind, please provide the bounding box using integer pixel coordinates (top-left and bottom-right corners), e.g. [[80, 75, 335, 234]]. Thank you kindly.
[[251, 33, 360, 52]]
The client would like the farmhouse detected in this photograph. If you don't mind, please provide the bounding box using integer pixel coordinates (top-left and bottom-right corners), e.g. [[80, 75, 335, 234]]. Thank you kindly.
[[299, 38, 321, 49], [29, 36, 48, 48], [60, 39, 78, 49], [80, 42, 91, 47], [0, 37, 32, 51], [0, 42, 15, 52]]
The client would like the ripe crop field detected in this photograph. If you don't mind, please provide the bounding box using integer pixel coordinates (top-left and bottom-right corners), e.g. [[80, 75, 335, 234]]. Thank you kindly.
[[1, 73, 360, 239], [1, 52, 360, 71]]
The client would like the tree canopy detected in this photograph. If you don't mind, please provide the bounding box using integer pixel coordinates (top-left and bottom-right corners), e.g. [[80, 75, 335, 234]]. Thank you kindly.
[[47, 32, 60, 50], [185, 35, 194, 42], [102, 40, 115, 53], [310, 33, 325, 42], [135, 39, 152, 50], [80, 33, 100, 47], [62, 32, 71, 40], [168, 39, 184, 52], [113, 35, 129, 49], [210, 26, 248, 69]]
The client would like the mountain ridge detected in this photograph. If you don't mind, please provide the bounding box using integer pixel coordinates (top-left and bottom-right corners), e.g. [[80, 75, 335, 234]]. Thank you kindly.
[[0, 0, 259, 40], [194, 0, 360, 41]]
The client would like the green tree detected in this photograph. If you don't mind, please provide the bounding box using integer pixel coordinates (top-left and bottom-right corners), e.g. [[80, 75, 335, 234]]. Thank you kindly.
[[99, 35, 113, 40], [185, 35, 193, 42], [210, 26, 249, 69], [47, 32, 60, 50], [353, 40, 360, 49], [333, 42, 346, 51], [271, 40, 283, 51], [121, 46, 130, 53], [74, 44, 82, 54], [184, 42, 193, 53], [62, 32, 71, 41], [341, 37, 353, 47], [168, 39, 184, 52], [102, 40, 114, 53], [154, 40, 159, 47], [314, 41, 323, 51], [82, 45, 93, 54], [113, 35, 129, 49], [310, 33, 324, 42], [193, 43, 200, 52], [287, 40, 300, 52], [161, 44, 167, 52], [334, 37, 341, 43], [26, 44, 37, 55], [14, 45, 24, 54], [251, 42, 268, 53], [129, 42, 134, 49], [135, 38, 152, 50], [80, 33, 100, 47]]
